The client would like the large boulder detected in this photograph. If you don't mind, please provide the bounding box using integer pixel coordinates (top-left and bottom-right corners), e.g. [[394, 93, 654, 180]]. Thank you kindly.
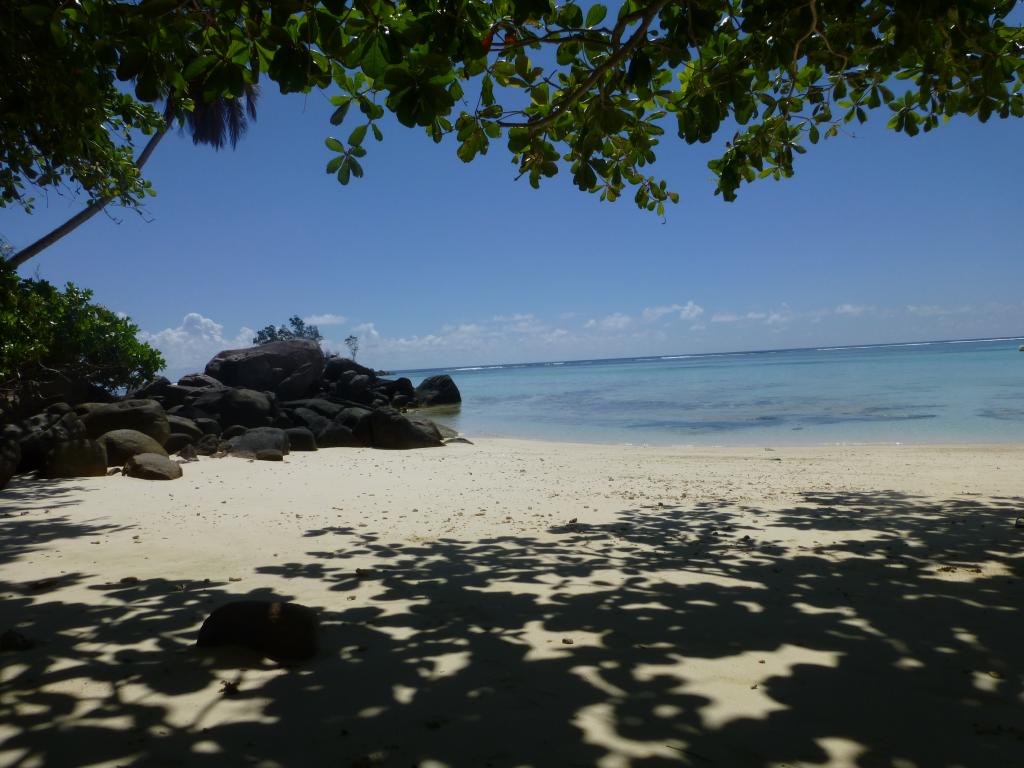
[[192, 388, 275, 429], [414, 375, 462, 407], [288, 407, 332, 437], [204, 340, 324, 399], [317, 422, 361, 448], [17, 409, 87, 473], [131, 377, 172, 399], [332, 373, 374, 405], [78, 399, 170, 445], [322, 356, 376, 381], [123, 453, 183, 480], [227, 427, 290, 458], [281, 399, 345, 419], [42, 439, 107, 478], [335, 406, 375, 446], [177, 373, 224, 389], [98, 429, 168, 466], [369, 407, 444, 449], [1, 427, 22, 490], [197, 601, 319, 662], [285, 427, 318, 451], [167, 415, 203, 442]]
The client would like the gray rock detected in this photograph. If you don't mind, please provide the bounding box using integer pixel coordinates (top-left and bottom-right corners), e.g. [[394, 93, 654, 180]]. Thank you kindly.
[[289, 407, 331, 436], [222, 425, 247, 440], [255, 448, 284, 461], [317, 422, 361, 448], [228, 427, 290, 458], [78, 399, 170, 445], [42, 439, 108, 477], [164, 433, 194, 454], [192, 388, 275, 429], [322, 356, 376, 381], [414, 375, 462, 406], [369, 407, 444, 450], [281, 398, 345, 419], [0, 428, 20, 490], [335, 406, 375, 446], [167, 415, 203, 442], [123, 453, 183, 480], [204, 340, 324, 397], [194, 417, 222, 436], [98, 429, 168, 466], [197, 600, 319, 662], [285, 427, 318, 451], [177, 373, 224, 389], [195, 434, 228, 456], [18, 411, 87, 473]]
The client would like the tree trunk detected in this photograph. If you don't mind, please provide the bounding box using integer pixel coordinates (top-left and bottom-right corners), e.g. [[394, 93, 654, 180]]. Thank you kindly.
[[8, 122, 170, 268]]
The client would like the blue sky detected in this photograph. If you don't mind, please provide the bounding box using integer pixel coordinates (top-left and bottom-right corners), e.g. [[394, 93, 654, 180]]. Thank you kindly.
[[3, 86, 1022, 376]]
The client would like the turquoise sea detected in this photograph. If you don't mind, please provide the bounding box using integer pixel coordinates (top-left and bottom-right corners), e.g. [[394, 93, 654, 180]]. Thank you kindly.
[[401, 337, 1024, 445]]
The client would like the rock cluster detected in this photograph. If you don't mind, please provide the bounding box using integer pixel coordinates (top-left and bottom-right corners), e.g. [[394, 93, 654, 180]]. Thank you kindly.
[[0, 340, 463, 489]]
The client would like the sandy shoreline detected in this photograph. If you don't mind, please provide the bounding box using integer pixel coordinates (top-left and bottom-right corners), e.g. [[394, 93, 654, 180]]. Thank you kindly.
[[1, 439, 1022, 767]]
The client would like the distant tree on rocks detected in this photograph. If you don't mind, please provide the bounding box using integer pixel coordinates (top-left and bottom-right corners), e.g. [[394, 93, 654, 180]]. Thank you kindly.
[[344, 335, 360, 360], [253, 316, 322, 345]]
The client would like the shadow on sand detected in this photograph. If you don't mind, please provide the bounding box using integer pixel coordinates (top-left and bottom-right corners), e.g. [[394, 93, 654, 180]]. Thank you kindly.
[[0, 489, 1021, 767]]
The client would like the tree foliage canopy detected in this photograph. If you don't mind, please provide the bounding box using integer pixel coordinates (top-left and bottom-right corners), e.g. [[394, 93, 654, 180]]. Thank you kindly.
[[3, 0, 1021, 215], [0, 260, 165, 405], [253, 316, 324, 345]]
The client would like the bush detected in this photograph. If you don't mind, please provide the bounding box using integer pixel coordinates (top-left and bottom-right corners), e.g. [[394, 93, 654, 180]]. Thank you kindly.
[[0, 261, 164, 412]]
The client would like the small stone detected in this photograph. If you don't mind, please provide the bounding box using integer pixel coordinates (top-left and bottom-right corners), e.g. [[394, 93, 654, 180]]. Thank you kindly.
[[561, 638, 574, 645]]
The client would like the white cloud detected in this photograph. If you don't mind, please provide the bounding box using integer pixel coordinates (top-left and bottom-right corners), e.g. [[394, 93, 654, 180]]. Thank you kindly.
[[906, 304, 973, 317], [584, 312, 633, 331], [711, 309, 792, 325], [304, 313, 347, 326], [139, 313, 255, 377], [642, 301, 704, 322], [834, 304, 870, 316]]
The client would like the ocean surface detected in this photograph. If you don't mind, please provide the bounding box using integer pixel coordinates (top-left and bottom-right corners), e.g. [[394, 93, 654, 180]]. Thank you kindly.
[[399, 337, 1024, 445]]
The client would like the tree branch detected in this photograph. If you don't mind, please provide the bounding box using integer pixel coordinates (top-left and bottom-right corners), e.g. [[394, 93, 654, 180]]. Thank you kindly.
[[497, 0, 671, 132]]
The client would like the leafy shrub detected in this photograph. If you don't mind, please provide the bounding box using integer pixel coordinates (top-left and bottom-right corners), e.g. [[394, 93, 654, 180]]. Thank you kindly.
[[0, 261, 164, 410], [253, 316, 322, 345]]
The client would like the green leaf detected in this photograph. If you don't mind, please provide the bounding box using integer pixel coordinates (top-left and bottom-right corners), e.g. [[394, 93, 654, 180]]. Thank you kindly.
[[325, 137, 344, 151], [585, 4, 607, 27], [349, 124, 368, 146], [326, 156, 344, 173], [330, 100, 351, 126]]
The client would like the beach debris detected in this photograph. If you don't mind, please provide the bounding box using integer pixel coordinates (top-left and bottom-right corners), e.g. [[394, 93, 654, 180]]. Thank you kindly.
[[0, 629, 34, 652], [197, 600, 319, 663], [561, 638, 574, 645], [119, 576, 139, 586], [443, 436, 474, 445], [219, 679, 241, 696], [122, 452, 183, 480]]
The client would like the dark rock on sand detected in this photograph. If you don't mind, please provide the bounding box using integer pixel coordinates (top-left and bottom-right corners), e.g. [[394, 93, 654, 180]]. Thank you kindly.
[[164, 433, 195, 454], [285, 427, 318, 451], [414, 375, 462, 406], [289, 407, 332, 437], [197, 600, 319, 662], [194, 417, 222, 436], [335, 406, 375, 446], [43, 439, 108, 477], [317, 422, 361, 448], [167, 415, 203, 442], [123, 452, 183, 480], [195, 434, 228, 456], [369, 407, 443, 449], [0, 428, 20, 490], [98, 429, 167, 466], [228, 427, 290, 458], [78, 399, 170, 445], [255, 448, 284, 461], [222, 425, 247, 440], [193, 388, 276, 430], [17, 410, 87, 473]]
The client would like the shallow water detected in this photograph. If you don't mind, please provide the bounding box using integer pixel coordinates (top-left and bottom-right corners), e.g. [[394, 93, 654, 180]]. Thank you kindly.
[[401, 337, 1024, 445]]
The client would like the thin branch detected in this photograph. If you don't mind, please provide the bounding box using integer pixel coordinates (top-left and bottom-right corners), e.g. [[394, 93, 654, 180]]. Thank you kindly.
[[497, 0, 670, 132]]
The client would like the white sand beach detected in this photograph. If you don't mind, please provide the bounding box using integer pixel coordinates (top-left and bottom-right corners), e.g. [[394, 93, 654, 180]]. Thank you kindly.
[[1, 440, 1022, 767]]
